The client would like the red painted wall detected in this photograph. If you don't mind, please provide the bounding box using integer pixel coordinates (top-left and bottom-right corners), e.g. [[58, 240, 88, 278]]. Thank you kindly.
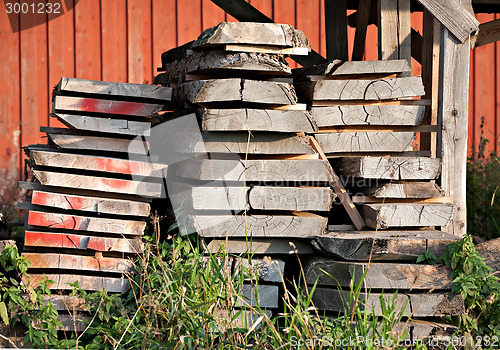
[[0, 0, 497, 203]]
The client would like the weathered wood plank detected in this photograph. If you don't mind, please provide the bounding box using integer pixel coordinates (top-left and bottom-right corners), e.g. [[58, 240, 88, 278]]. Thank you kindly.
[[48, 133, 149, 154], [204, 256, 285, 283], [352, 0, 373, 61], [30, 190, 150, 217], [333, 157, 441, 180], [33, 170, 163, 197], [201, 108, 317, 132], [190, 186, 333, 211], [325, 0, 348, 61], [296, 76, 425, 101], [311, 104, 425, 127], [316, 131, 415, 153], [175, 159, 333, 182], [192, 22, 310, 49], [215, 309, 272, 329], [42, 295, 87, 311], [53, 95, 163, 117], [362, 182, 444, 198], [416, 0, 479, 43], [361, 203, 453, 229], [22, 252, 134, 273], [305, 259, 454, 289], [24, 274, 129, 293], [192, 212, 328, 238], [475, 18, 500, 47], [238, 284, 279, 309], [206, 239, 314, 255], [55, 114, 151, 136], [57, 77, 172, 101], [31, 150, 166, 178], [180, 78, 297, 105], [27, 211, 146, 236], [379, 0, 411, 66], [24, 230, 143, 253], [312, 230, 460, 261]]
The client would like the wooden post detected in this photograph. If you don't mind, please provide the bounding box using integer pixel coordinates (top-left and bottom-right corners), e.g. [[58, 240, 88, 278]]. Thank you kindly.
[[324, 0, 348, 61], [438, 0, 472, 236], [378, 0, 411, 69], [352, 0, 373, 61]]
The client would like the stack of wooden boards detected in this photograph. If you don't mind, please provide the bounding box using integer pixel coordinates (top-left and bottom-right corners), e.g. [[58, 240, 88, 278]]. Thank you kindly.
[[18, 78, 171, 329], [295, 59, 453, 230]]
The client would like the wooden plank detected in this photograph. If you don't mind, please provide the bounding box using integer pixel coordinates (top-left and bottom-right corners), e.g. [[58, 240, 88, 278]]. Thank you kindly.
[[57, 78, 172, 101], [24, 274, 129, 293], [175, 159, 333, 182], [352, 0, 373, 61], [360, 203, 454, 229], [53, 95, 164, 117], [209, 0, 327, 66], [312, 289, 464, 316], [206, 239, 314, 254], [416, 0, 479, 43], [192, 212, 328, 238], [101, 0, 127, 82], [201, 108, 318, 132], [152, 0, 177, 73], [32, 170, 163, 197], [24, 230, 143, 254], [30, 150, 167, 178], [55, 114, 151, 136], [75, 0, 101, 81], [204, 257, 285, 283], [173, 132, 315, 155], [190, 186, 333, 211], [305, 259, 454, 289], [351, 196, 452, 204], [238, 284, 279, 309], [438, 2, 472, 236], [42, 295, 87, 311], [311, 104, 425, 126], [378, 0, 411, 66], [362, 182, 445, 198], [127, 0, 153, 84], [179, 79, 297, 105], [27, 211, 146, 236], [313, 230, 460, 261], [30, 190, 151, 217], [223, 44, 309, 56], [475, 18, 500, 47], [293, 59, 411, 78], [48, 133, 149, 155], [311, 99, 429, 107], [215, 309, 272, 330], [22, 253, 134, 274], [324, 0, 348, 60], [315, 132, 415, 153], [314, 125, 437, 133], [333, 157, 441, 180], [295, 77, 425, 101]]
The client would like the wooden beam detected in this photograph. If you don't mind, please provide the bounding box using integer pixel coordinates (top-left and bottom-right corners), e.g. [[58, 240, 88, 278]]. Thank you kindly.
[[362, 182, 445, 198], [48, 133, 149, 155], [24, 274, 129, 293], [416, 0, 479, 43], [352, 0, 372, 61], [438, 0, 472, 236], [54, 114, 151, 136], [475, 18, 500, 47], [206, 239, 314, 255], [315, 131, 416, 153], [324, 0, 348, 61], [209, 0, 327, 67]]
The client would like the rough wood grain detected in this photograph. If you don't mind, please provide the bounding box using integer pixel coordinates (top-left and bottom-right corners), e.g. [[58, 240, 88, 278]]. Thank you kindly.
[[33, 170, 163, 197], [192, 212, 328, 238], [180, 78, 297, 105], [201, 108, 317, 132], [30, 190, 151, 217], [204, 257, 285, 283], [379, 0, 411, 66], [42, 295, 87, 311], [361, 203, 454, 229], [352, 0, 373, 61], [333, 157, 441, 180], [55, 114, 151, 136], [24, 274, 129, 293], [57, 77, 172, 101], [416, 0, 479, 43], [53, 95, 164, 117], [363, 182, 444, 198], [293, 59, 411, 78], [325, 0, 348, 60], [190, 186, 333, 211], [312, 230, 460, 261], [311, 104, 425, 126], [295, 76, 425, 101], [24, 230, 143, 253], [22, 252, 134, 273], [305, 259, 454, 289], [315, 131, 415, 153], [175, 159, 333, 182], [192, 22, 310, 49], [475, 18, 500, 47], [206, 239, 314, 254], [238, 284, 279, 308], [31, 150, 167, 178], [48, 133, 149, 154], [476, 238, 500, 272]]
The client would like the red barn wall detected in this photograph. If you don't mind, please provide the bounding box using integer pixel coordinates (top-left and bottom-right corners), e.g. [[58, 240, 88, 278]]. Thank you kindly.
[[0, 0, 498, 203]]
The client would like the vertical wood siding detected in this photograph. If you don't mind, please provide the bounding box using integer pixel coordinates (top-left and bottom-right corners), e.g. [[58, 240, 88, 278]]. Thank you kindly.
[[0, 0, 497, 202]]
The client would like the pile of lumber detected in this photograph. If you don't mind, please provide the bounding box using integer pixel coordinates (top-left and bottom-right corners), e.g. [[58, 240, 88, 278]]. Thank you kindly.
[[17, 78, 171, 329]]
